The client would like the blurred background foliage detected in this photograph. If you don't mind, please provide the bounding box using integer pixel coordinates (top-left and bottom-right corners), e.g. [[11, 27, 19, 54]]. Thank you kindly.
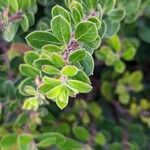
[[0, 0, 150, 149]]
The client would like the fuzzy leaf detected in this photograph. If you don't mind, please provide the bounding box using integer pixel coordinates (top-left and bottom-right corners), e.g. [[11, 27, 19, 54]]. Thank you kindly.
[[24, 51, 39, 65], [88, 17, 101, 29], [26, 31, 61, 49], [42, 44, 63, 53], [22, 97, 39, 110], [75, 21, 98, 42], [33, 58, 52, 70], [120, 0, 141, 15], [69, 49, 86, 63], [123, 46, 136, 61], [67, 80, 92, 93], [109, 9, 125, 22], [18, 134, 33, 145], [56, 86, 69, 109], [3, 23, 18, 42], [50, 53, 65, 68], [46, 85, 62, 99], [20, 64, 38, 78], [52, 5, 71, 23], [73, 126, 90, 142], [20, 15, 29, 32], [51, 15, 71, 43], [61, 65, 79, 77], [71, 70, 91, 84], [18, 0, 31, 10], [0, 134, 17, 148], [71, 6, 82, 25], [114, 60, 126, 73], [107, 35, 121, 52], [80, 51, 94, 76], [105, 19, 120, 38], [8, 0, 18, 12], [37, 137, 56, 148], [42, 65, 60, 75], [98, 21, 107, 39]]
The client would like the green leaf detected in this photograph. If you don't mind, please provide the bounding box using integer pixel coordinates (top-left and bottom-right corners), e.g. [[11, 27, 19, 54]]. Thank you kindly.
[[101, 81, 113, 101], [18, 134, 33, 145], [71, 6, 82, 25], [105, 51, 118, 66], [22, 97, 39, 110], [124, 13, 137, 24], [114, 60, 126, 73], [82, 0, 98, 11], [26, 31, 62, 49], [30, 0, 37, 14], [8, 0, 18, 12], [67, 80, 92, 93], [33, 58, 52, 70], [20, 15, 29, 32], [37, 137, 56, 148], [46, 85, 61, 99], [38, 77, 61, 94], [109, 9, 125, 22], [98, 20, 107, 39], [119, 92, 130, 105], [20, 64, 38, 78], [42, 65, 60, 75], [75, 21, 98, 42], [35, 132, 66, 145], [128, 124, 145, 146], [69, 1, 84, 17], [105, 19, 120, 38], [101, 0, 116, 13], [95, 132, 106, 146], [120, 0, 141, 15], [84, 36, 101, 51], [2, 80, 16, 99], [51, 15, 71, 43], [71, 70, 91, 84], [58, 138, 82, 150], [123, 45, 136, 61], [88, 17, 101, 29], [18, 0, 31, 10], [109, 142, 123, 150], [52, 5, 71, 23], [24, 85, 36, 96], [88, 102, 102, 119], [56, 86, 69, 109], [138, 26, 150, 43], [26, 11, 35, 26], [14, 112, 28, 129], [80, 51, 94, 76], [69, 49, 86, 63], [18, 78, 34, 96], [50, 53, 65, 68], [42, 76, 61, 85], [42, 44, 64, 53], [1, 134, 17, 148], [107, 35, 121, 52], [3, 23, 18, 42], [0, 0, 8, 8], [61, 65, 79, 77], [37, 21, 49, 31], [24, 51, 39, 65], [38, 84, 54, 94], [73, 126, 90, 142]]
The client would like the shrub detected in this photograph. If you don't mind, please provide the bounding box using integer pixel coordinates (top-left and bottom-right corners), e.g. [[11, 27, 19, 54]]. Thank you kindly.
[[0, 0, 150, 149]]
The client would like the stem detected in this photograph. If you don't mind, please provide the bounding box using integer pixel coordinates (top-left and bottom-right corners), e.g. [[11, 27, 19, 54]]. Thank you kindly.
[[63, 37, 79, 63], [0, 7, 23, 31]]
